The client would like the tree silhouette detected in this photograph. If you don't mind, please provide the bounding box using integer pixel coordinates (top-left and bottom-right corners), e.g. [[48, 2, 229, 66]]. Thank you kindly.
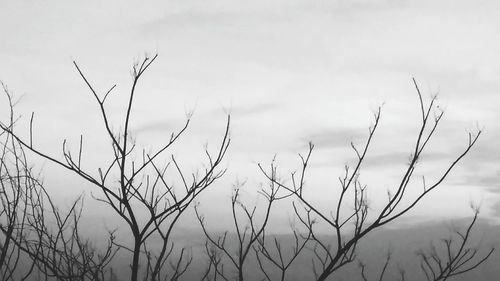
[[358, 208, 494, 281], [0, 83, 35, 281], [0, 54, 231, 281], [1, 84, 116, 281], [198, 79, 493, 280], [0, 56, 494, 281]]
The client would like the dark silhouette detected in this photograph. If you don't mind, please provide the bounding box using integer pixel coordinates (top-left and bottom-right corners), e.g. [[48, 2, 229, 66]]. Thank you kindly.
[[0, 55, 494, 281]]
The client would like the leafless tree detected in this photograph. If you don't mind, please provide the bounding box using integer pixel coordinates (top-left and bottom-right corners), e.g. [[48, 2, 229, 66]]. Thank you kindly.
[[20, 191, 117, 281], [0, 54, 231, 281], [1, 85, 118, 281], [1, 56, 493, 281], [253, 221, 311, 281], [0, 83, 36, 281], [195, 166, 311, 281], [358, 208, 494, 281], [195, 180, 280, 281], [416, 208, 494, 281], [256, 79, 491, 281]]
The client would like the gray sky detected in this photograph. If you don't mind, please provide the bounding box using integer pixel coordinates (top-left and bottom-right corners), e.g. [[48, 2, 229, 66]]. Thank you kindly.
[[1, 0, 499, 229]]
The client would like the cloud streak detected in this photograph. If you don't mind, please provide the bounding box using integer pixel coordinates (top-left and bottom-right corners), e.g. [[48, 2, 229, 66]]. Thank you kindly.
[[303, 128, 366, 149]]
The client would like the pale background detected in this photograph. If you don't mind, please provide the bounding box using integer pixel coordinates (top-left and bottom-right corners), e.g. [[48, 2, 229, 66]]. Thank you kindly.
[[0, 0, 499, 235]]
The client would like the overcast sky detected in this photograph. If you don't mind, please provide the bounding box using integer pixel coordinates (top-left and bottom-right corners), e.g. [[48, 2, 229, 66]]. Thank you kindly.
[[1, 0, 499, 230]]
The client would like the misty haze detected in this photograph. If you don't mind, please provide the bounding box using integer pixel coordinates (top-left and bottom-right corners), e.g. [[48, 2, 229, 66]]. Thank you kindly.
[[1, 1, 499, 281]]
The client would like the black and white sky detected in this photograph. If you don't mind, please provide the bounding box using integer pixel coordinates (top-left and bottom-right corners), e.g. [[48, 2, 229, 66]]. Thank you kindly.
[[1, 0, 499, 228]]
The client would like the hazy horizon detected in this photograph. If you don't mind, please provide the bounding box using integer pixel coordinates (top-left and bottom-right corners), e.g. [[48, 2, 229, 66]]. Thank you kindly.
[[1, 1, 499, 280]]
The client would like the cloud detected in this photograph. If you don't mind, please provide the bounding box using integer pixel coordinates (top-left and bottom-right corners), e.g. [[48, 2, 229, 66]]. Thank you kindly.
[[489, 200, 500, 217], [360, 151, 452, 168], [133, 102, 278, 135], [132, 118, 187, 134], [303, 125, 456, 169], [303, 128, 366, 149], [457, 171, 500, 194]]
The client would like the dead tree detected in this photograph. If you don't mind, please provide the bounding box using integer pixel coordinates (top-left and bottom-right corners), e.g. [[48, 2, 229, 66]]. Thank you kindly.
[[0, 84, 36, 281], [1, 85, 117, 281], [195, 181, 279, 281], [0, 54, 231, 281], [416, 208, 494, 281], [21, 190, 117, 281], [258, 79, 488, 281], [358, 209, 494, 281], [253, 220, 311, 281], [196, 163, 312, 281]]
